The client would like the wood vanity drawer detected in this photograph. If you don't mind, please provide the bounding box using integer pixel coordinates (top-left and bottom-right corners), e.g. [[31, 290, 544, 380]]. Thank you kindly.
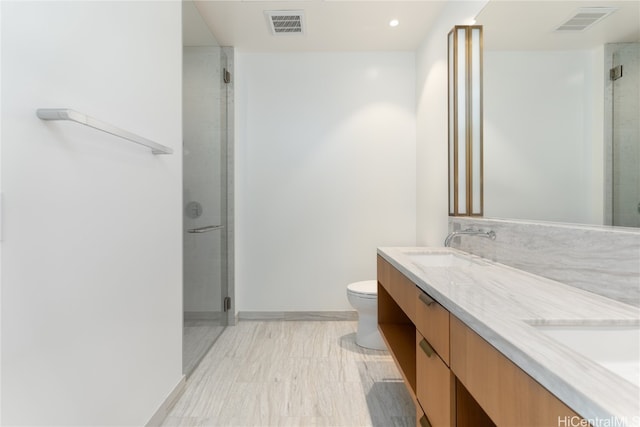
[[416, 406, 427, 427], [450, 315, 581, 427], [415, 288, 450, 365], [416, 331, 455, 427], [377, 255, 416, 322]]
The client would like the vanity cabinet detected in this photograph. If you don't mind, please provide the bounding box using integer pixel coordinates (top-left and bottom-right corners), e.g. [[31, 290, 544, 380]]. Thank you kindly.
[[378, 254, 416, 321], [416, 330, 455, 427], [415, 289, 450, 365], [377, 255, 583, 427], [450, 316, 580, 426], [378, 255, 463, 427], [415, 285, 454, 427], [377, 256, 417, 395]]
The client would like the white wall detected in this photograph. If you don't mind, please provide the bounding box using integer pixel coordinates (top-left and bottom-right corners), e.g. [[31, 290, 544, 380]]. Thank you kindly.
[[1, 2, 183, 425], [483, 49, 604, 225], [236, 52, 416, 311], [415, 1, 488, 246]]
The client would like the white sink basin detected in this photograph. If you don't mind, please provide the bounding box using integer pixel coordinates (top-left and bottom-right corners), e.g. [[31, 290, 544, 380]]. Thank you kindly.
[[533, 324, 640, 387], [408, 252, 487, 268]]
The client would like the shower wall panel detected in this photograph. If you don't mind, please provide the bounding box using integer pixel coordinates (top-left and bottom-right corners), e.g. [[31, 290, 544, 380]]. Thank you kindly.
[[611, 43, 640, 227], [183, 46, 224, 317]]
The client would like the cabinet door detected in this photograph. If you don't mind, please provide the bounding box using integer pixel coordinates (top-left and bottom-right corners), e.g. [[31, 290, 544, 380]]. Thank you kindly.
[[416, 405, 430, 427], [416, 331, 455, 427], [450, 315, 581, 426], [415, 289, 450, 365], [377, 256, 416, 322]]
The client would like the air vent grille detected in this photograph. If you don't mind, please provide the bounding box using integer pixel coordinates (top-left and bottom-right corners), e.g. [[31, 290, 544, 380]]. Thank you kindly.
[[265, 10, 305, 35], [555, 7, 617, 32]]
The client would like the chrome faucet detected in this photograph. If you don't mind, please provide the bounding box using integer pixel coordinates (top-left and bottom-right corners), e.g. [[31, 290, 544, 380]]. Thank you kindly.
[[444, 228, 496, 247]]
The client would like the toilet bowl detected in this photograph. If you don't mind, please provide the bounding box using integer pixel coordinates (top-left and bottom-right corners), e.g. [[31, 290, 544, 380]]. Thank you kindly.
[[347, 280, 386, 350]]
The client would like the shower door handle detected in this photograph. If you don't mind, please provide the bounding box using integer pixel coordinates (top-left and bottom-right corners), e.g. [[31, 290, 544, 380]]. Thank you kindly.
[[187, 225, 224, 234]]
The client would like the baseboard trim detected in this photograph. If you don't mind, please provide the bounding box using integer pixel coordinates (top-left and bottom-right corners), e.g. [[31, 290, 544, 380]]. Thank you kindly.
[[237, 310, 357, 321], [145, 375, 186, 427], [184, 311, 222, 321]]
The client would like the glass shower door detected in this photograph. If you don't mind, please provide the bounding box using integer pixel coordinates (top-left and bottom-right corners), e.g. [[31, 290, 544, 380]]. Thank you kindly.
[[183, 46, 229, 375], [612, 43, 640, 227]]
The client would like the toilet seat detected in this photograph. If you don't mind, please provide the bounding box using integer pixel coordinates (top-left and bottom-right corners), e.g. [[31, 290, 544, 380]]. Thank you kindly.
[[347, 280, 377, 299]]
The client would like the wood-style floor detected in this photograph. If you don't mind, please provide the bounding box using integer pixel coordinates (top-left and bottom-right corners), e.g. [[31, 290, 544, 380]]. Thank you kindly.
[[163, 321, 415, 427], [183, 320, 225, 376]]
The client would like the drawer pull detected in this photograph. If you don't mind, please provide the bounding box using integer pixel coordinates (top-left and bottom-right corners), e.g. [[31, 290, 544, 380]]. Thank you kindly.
[[419, 338, 435, 358], [419, 414, 432, 427], [419, 292, 435, 306]]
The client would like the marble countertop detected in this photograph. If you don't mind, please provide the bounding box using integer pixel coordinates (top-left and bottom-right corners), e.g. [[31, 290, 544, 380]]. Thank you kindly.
[[378, 247, 640, 427]]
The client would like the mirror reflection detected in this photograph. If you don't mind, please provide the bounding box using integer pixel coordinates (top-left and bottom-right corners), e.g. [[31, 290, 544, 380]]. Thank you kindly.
[[475, 1, 640, 227], [448, 25, 484, 217]]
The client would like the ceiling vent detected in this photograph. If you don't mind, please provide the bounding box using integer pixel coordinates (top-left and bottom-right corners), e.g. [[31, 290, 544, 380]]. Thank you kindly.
[[555, 7, 618, 32], [265, 10, 305, 35]]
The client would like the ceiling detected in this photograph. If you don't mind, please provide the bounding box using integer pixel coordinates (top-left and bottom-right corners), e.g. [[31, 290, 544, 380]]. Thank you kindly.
[[189, 0, 448, 51], [184, 0, 220, 46], [476, 1, 640, 50], [184, 0, 640, 52]]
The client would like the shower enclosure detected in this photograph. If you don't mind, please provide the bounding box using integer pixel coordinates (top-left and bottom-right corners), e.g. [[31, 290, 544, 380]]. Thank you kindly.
[[182, 45, 234, 376], [606, 42, 640, 228]]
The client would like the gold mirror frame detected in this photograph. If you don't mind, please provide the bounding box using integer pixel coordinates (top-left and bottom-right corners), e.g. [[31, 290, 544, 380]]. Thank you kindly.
[[448, 25, 483, 217]]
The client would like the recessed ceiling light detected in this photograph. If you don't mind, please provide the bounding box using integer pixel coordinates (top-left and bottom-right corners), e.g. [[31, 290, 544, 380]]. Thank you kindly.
[[389, 19, 399, 28]]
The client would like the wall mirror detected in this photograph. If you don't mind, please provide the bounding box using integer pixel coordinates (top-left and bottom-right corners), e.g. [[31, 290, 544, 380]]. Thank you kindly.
[[473, 0, 640, 227]]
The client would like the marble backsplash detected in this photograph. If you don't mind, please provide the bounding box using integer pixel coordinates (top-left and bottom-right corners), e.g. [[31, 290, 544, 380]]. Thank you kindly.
[[448, 217, 640, 307]]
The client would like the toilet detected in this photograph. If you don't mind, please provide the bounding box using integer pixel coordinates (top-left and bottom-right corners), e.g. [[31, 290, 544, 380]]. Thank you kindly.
[[346, 280, 386, 350]]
